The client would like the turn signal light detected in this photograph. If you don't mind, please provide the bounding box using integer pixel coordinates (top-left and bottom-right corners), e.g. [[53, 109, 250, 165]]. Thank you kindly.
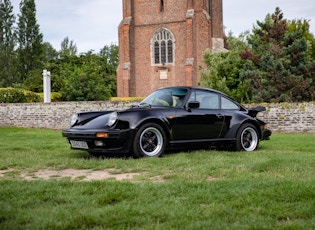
[[96, 132, 109, 138]]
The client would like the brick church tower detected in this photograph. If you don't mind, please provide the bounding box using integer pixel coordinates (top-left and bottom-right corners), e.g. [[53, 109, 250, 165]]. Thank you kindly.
[[117, 0, 225, 97]]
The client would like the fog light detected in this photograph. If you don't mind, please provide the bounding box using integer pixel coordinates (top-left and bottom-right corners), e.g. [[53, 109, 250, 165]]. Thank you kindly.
[[95, 141, 104, 147]]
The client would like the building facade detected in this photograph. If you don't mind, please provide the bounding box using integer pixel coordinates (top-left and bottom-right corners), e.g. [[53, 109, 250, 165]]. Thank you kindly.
[[117, 0, 225, 97]]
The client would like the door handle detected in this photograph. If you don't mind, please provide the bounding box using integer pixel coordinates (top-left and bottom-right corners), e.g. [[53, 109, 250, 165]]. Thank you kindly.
[[216, 114, 223, 119]]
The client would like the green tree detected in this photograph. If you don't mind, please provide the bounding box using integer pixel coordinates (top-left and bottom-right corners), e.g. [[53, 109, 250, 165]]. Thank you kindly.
[[99, 43, 119, 74], [0, 0, 17, 87], [200, 33, 252, 103], [17, 0, 43, 82], [23, 42, 59, 92], [240, 8, 315, 102], [43, 41, 58, 61], [288, 19, 315, 60], [60, 52, 113, 101], [59, 37, 77, 58]]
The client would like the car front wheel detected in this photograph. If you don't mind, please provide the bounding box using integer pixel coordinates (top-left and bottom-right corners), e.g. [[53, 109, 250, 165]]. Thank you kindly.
[[236, 124, 259, 151], [133, 123, 166, 158]]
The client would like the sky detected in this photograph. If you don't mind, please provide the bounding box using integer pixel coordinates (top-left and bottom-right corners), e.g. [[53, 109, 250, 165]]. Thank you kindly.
[[10, 0, 315, 54]]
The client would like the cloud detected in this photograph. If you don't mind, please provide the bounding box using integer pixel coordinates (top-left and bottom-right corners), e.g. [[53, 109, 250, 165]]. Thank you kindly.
[[11, 0, 122, 53], [35, 0, 122, 53], [224, 0, 315, 36]]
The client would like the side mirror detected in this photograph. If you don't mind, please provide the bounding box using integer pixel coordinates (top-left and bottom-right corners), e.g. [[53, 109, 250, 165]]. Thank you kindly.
[[188, 101, 200, 109]]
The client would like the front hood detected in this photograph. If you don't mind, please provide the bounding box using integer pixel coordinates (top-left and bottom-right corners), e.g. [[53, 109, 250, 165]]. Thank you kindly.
[[72, 106, 174, 130], [73, 112, 113, 130]]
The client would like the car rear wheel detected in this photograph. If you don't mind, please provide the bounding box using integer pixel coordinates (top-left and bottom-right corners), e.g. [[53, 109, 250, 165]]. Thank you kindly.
[[133, 123, 166, 158], [236, 124, 259, 151]]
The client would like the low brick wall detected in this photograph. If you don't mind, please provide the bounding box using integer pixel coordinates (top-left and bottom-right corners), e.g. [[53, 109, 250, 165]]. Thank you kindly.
[[0, 101, 138, 130], [0, 101, 314, 133], [254, 102, 315, 133]]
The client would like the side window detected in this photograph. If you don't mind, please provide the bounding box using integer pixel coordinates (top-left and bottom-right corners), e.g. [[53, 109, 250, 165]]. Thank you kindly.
[[188, 90, 219, 109], [221, 97, 239, 110]]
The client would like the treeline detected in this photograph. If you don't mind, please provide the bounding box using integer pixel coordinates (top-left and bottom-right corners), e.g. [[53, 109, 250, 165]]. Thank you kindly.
[[1, 2, 315, 103], [0, 0, 117, 101], [200, 8, 315, 103]]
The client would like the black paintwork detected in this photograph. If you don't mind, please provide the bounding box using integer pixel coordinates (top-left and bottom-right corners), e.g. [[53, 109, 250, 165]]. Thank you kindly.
[[62, 87, 272, 155]]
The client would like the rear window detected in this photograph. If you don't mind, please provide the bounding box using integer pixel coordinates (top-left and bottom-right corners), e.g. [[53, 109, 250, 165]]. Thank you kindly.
[[221, 97, 239, 110]]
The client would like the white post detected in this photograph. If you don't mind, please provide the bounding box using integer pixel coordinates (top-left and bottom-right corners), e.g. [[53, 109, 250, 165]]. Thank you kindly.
[[43, 70, 51, 103]]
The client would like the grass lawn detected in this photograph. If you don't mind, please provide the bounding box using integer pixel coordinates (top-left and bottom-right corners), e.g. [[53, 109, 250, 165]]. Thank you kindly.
[[0, 127, 315, 229]]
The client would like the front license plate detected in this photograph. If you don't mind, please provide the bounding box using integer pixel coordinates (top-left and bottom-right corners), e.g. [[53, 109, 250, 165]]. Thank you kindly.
[[70, 140, 89, 149]]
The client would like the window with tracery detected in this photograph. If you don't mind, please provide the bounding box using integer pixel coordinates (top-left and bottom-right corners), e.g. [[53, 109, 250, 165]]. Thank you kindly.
[[152, 28, 174, 65]]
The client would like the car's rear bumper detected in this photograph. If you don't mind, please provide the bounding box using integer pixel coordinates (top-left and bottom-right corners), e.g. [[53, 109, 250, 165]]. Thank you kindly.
[[261, 129, 272, 140], [62, 128, 135, 154]]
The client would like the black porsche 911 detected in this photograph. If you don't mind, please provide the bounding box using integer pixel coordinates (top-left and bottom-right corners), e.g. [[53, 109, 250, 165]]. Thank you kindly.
[[62, 87, 271, 158]]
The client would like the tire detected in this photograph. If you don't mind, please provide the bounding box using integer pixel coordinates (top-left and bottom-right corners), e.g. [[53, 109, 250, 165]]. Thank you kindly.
[[235, 123, 259, 151], [132, 123, 166, 158]]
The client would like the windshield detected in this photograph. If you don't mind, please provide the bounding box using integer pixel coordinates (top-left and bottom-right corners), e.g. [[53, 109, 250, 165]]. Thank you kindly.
[[140, 88, 188, 108]]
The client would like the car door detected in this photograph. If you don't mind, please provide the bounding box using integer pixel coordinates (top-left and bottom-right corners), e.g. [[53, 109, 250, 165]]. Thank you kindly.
[[172, 90, 225, 141]]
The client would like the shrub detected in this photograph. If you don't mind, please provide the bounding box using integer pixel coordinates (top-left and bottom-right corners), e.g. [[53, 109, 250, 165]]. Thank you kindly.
[[110, 97, 144, 102], [0, 88, 41, 103], [37, 92, 63, 102], [0, 88, 26, 103], [24, 90, 42, 103], [51, 92, 63, 102]]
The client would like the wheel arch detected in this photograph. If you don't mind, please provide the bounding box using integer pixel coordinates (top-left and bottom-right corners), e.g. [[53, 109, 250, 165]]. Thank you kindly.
[[239, 119, 262, 139], [135, 118, 171, 143]]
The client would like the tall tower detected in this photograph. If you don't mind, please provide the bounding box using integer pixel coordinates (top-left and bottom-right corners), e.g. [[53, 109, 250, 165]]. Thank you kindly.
[[117, 0, 225, 97]]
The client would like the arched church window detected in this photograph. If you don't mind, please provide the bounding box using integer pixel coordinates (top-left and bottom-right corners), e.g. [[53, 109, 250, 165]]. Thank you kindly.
[[152, 28, 175, 65]]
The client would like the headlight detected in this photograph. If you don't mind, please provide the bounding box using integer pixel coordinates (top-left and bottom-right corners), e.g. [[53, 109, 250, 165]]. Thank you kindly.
[[70, 114, 78, 127], [108, 111, 118, 127]]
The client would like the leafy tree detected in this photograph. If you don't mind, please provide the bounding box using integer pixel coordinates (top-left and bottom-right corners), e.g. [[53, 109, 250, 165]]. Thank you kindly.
[[60, 37, 77, 58], [17, 0, 43, 82], [200, 33, 252, 103], [0, 1, 118, 102], [240, 8, 315, 102], [0, 0, 17, 87], [59, 52, 113, 101], [43, 42, 58, 61], [23, 42, 59, 92], [288, 19, 315, 60], [99, 43, 119, 74]]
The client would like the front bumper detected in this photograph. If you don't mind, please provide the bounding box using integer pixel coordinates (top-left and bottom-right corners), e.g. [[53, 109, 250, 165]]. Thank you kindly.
[[62, 128, 135, 154]]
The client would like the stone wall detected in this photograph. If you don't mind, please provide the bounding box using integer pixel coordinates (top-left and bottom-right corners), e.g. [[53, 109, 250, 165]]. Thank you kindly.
[[255, 102, 315, 133], [0, 101, 314, 133], [0, 101, 138, 130]]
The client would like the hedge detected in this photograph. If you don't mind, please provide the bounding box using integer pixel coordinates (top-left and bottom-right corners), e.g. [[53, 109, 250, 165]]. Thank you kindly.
[[0, 88, 41, 103], [110, 97, 144, 102], [0, 88, 143, 103]]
